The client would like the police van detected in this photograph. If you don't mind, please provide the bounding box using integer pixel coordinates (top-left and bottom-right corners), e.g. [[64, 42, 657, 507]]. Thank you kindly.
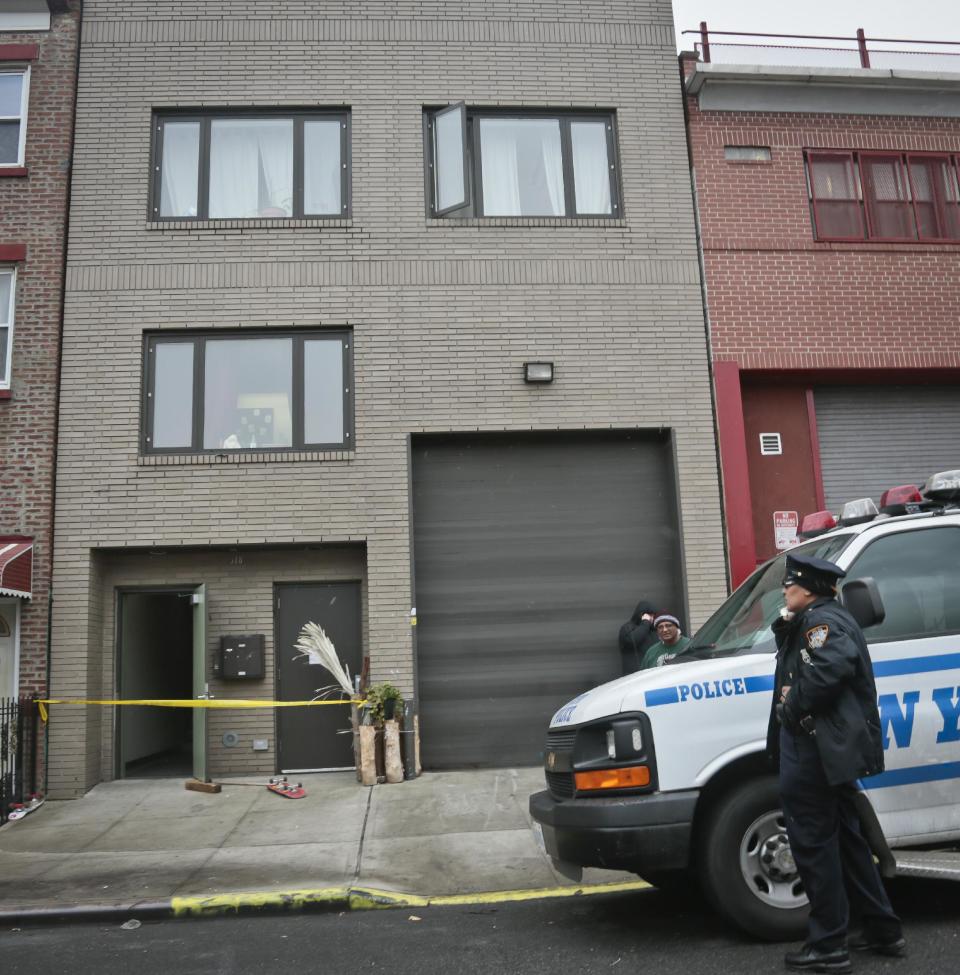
[[530, 470, 960, 939]]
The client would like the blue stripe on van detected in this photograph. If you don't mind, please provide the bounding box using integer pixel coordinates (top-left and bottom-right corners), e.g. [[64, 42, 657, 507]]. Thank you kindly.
[[860, 760, 960, 790], [644, 686, 679, 707], [744, 675, 776, 693], [873, 653, 960, 678]]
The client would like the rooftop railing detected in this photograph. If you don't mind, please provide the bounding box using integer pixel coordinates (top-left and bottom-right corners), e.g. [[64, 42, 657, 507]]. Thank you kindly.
[[683, 23, 960, 73]]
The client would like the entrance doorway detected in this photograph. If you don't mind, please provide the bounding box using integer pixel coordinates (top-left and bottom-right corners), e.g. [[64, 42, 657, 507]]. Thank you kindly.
[[116, 590, 193, 778], [275, 582, 362, 772]]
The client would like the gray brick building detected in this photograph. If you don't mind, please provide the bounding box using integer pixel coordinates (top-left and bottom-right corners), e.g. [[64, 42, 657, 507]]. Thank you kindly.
[[49, 0, 727, 796]]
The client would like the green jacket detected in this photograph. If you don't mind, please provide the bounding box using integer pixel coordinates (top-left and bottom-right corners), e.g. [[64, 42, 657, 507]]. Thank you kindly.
[[639, 635, 691, 670]]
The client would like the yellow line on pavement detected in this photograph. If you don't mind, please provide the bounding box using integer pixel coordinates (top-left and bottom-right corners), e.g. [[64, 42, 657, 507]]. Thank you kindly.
[[170, 880, 652, 917]]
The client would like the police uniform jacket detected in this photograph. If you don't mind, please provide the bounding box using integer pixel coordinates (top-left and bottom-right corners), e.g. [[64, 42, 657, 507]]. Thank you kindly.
[[766, 596, 885, 787]]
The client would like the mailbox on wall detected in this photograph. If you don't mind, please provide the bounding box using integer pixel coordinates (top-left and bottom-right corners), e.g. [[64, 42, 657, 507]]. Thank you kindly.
[[217, 634, 265, 680]]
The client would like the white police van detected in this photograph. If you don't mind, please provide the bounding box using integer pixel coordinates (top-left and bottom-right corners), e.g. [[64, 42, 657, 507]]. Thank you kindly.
[[530, 470, 960, 939]]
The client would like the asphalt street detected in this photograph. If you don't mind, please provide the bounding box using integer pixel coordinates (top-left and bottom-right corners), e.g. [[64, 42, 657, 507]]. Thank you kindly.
[[1, 878, 958, 975]]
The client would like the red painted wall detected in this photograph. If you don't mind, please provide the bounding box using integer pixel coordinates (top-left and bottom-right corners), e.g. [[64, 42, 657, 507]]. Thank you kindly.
[[685, 55, 960, 579], [741, 384, 819, 563]]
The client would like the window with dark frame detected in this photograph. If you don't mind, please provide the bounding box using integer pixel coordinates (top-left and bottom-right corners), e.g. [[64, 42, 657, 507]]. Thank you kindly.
[[0, 68, 29, 167], [143, 330, 353, 454], [426, 106, 621, 218], [806, 149, 960, 242], [0, 266, 14, 388], [151, 110, 350, 220]]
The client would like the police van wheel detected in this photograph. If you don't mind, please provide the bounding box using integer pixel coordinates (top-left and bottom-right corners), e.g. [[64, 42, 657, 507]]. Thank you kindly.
[[698, 775, 809, 941]]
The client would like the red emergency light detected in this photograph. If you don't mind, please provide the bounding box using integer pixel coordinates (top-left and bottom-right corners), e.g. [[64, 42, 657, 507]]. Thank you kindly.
[[799, 510, 836, 539], [879, 484, 923, 516]]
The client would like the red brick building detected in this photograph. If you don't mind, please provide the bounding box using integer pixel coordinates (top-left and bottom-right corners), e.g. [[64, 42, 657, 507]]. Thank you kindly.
[[0, 1, 81, 706], [682, 34, 960, 586]]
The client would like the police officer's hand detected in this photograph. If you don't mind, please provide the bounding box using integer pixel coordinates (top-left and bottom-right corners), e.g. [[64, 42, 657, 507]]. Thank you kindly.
[[777, 698, 801, 734]]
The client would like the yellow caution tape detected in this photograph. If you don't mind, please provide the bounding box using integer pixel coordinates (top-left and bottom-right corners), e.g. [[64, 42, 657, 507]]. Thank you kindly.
[[36, 698, 366, 723]]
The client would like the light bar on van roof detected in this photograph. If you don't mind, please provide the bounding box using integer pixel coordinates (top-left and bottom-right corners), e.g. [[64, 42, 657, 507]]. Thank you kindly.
[[923, 469, 960, 503], [837, 497, 879, 527], [879, 484, 923, 516], [799, 510, 837, 538]]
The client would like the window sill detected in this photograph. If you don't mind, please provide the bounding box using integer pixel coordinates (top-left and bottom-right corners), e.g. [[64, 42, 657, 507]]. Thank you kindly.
[[138, 449, 355, 466], [146, 218, 353, 231], [427, 216, 626, 228], [0, 167, 27, 178]]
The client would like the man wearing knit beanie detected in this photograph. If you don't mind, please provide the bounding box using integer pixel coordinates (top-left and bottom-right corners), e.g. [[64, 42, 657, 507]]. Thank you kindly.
[[639, 613, 691, 669]]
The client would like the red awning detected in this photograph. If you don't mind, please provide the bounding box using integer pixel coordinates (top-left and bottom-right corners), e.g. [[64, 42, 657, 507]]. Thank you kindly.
[[0, 537, 33, 599]]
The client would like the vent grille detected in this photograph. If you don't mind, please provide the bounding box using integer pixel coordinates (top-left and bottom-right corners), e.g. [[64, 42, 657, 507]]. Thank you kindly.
[[546, 728, 577, 751], [759, 432, 783, 456], [545, 771, 575, 799]]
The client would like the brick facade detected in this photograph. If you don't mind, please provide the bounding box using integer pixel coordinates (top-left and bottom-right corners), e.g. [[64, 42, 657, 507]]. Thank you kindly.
[[0, 3, 81, 718], [684, 54, 960, 582], [48, 1, 728, 796]]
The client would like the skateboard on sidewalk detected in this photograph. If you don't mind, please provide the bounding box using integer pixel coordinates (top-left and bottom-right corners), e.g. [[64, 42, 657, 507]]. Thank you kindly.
[[267, 776, 306, 799], [7, 795, 45, 821]]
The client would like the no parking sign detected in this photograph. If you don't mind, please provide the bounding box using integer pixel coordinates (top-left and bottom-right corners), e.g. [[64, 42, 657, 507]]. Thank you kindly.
[[773, 510, 799, 551]]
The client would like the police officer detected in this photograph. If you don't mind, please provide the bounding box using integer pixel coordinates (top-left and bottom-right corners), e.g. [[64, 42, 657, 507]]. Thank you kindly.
[[768, 553, 904, 972]]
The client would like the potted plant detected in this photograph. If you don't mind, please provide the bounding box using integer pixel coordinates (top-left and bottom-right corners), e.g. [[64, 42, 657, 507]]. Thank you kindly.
[[366, 682, 402, 724]]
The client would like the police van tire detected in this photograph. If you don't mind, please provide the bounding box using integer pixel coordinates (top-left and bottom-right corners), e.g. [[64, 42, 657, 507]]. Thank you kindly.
[[698, 775, 809, 941]]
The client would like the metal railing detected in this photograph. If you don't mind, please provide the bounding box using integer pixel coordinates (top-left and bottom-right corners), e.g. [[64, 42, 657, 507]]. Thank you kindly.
[[684, 23, 960, 73], [1, 697, 41, 825]]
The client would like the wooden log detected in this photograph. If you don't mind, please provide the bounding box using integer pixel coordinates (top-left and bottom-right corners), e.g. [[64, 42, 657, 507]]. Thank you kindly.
[[384, 720, 403, 783], [351, 703, 361, 782], [358, 725, 377, 786], [185, 779, 221, 794], [414, 714, 422, 776]]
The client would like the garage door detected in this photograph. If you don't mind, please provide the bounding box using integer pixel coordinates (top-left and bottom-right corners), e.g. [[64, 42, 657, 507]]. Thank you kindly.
[[411, 431, 683, 769], [815, 386, 960, 511]]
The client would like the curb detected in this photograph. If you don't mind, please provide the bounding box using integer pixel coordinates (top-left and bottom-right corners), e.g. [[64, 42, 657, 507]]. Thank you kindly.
[[0, 879, 652, 926]]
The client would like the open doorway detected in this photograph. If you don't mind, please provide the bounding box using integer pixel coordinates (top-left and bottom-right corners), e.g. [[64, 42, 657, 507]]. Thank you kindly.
[[116, 590, 193, 778]]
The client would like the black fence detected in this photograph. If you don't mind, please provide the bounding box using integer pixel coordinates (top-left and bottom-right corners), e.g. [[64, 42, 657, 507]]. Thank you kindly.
[[1, 697, 41, 825]]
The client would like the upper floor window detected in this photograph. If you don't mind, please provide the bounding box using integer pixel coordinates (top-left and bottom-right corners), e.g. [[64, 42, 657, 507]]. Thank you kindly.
[[0, 68, 29, 167], [143, 330, 353, 454], [151, 110, 350, 220], [426, 105, 621, 218], [0, 267, 14, 388], [806, 149, 960, 242], [0, 1, 50, 32]]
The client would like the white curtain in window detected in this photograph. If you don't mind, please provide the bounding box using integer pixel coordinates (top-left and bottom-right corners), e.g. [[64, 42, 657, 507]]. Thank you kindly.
[[480, 118, 564, 216], [159, 122, 200, 217], [571, 122, 611, 215], [209, 119, 293, 218]]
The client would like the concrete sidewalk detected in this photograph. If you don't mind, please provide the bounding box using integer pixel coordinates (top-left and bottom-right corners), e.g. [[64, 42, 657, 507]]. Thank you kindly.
[[0, 769, 636, 917]]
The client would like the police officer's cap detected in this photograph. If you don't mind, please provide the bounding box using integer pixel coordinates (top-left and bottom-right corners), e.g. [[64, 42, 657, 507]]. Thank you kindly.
[[782, 553, 846, 594]]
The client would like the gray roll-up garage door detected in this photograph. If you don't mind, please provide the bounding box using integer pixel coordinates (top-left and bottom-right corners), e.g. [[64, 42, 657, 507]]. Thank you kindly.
[[815, 385, 960, 511], [411, 431, 683, 769]]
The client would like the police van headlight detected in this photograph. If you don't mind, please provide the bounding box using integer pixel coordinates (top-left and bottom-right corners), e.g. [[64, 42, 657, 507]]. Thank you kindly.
[[569, 713, 656, 796]]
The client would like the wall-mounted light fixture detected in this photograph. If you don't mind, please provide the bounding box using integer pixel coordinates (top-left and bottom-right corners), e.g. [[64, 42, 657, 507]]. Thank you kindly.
[[523, 361, 554, 384]]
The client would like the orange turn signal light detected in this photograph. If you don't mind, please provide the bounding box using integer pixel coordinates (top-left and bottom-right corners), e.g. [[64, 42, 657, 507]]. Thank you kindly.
[[574, 765, 650, 792]]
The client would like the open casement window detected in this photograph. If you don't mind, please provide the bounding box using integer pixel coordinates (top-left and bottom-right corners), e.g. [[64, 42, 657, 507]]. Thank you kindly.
[[428, 107, 620, 219], [907, 154, 960, 241], [807, 151, 864, 240], [151, 111, 350, 221], [0, 267, 14, 388], [429, 102, 469, 215], [860, 153, 917, 240], [0, 68, 29, 168], [143, 330, 353, 454]]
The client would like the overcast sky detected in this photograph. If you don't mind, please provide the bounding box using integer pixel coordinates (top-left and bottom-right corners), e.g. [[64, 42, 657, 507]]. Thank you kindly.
[[672, 0, 960, 50]]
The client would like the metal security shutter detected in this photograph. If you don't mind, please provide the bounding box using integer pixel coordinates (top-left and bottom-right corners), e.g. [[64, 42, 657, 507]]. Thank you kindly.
[[815, 386, 960, 511], [411, 431, 683, 769]]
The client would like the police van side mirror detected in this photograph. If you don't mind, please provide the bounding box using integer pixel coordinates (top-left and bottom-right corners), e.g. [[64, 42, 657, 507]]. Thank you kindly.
[[839, 578, 886, 630]]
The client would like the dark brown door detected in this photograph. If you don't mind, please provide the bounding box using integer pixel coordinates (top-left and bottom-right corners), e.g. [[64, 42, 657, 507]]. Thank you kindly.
[[275, 582, 362, 772]]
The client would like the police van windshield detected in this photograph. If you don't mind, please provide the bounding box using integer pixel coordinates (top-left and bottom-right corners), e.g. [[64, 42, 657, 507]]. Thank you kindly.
[[680, 535, 854, 660]]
